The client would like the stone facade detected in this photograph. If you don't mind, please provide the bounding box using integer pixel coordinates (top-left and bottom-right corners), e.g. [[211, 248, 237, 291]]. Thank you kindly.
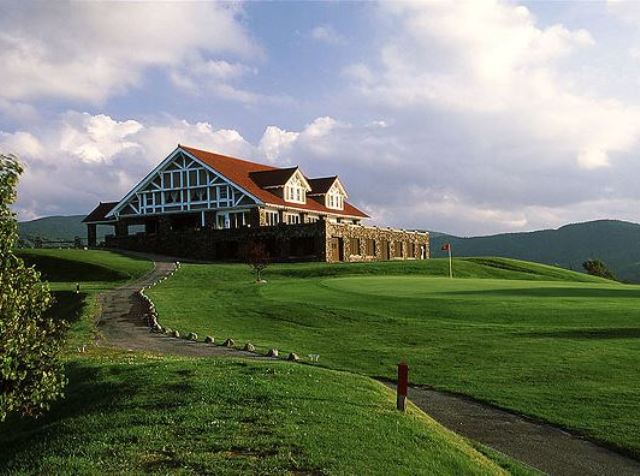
[[104, 219, 429, 263]]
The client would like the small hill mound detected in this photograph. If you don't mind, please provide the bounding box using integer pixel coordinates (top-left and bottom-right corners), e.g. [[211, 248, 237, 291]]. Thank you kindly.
[[269, 256, 608, 283], [431, 219, 640, 282], [0, 356, 515, 475]]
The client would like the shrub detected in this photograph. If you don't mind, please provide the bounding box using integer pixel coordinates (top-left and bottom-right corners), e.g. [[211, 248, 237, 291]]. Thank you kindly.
[[222, 338, 235, 348], [172, 330, 180, 338], [187, 332, 198, 341], [204, 336, 214, 344], [0, 154, 67, 421], [583, 259, 617, 281]]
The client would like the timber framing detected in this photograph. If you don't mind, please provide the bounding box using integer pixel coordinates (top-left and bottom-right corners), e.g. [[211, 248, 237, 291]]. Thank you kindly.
[[84, 145, 429, 263]]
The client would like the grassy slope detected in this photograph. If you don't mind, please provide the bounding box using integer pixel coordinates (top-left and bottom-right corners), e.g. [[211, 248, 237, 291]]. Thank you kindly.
[[17, 249, 153, 349], [0, 353, 521, 475], [430, 219, 640, 283], [148, 258, 640, 456], [1, 250, 533, 474]]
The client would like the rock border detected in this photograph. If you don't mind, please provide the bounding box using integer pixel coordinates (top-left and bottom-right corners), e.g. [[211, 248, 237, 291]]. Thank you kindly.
[[137, 261, 316, 363]]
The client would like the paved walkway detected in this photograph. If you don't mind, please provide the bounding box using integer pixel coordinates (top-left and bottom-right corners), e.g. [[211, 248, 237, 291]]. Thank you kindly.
[[406, 386, 640, 476], [98, 254, 640, 476]]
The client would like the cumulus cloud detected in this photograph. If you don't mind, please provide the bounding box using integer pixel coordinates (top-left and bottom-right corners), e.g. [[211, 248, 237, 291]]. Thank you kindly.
[[347, 1, 640, 171], [0, 1, 257, 103]]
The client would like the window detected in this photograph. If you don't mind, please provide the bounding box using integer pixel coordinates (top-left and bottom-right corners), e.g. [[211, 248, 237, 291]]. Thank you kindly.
[[306, 215, 319, 223], [366, 239, 376, 256], [219, 186, 228, 199], [408, 243, 416, 257], [326, 189, 344, 210], [350, 237, 361, 255], [266, 211, 279, 226], [230, 211, 248, 228], [285, 174, 307, 204], [286, 213, 301, 224]]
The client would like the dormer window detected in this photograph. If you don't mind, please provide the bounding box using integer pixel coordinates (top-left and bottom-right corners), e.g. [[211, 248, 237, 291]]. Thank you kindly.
[[284, 171, 311, 204], [326, 182, 345, 210]]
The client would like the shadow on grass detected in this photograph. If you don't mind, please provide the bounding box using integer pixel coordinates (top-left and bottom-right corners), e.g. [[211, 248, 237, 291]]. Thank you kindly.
[[443, 287, 640, 299], [523, 327, 640, 340], [0, 358, 180, 469], [19, 252, 128, 282], [47, 290, 87, 324]]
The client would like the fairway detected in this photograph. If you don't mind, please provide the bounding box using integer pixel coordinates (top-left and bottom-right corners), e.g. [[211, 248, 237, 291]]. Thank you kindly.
[[148, 258, 640, 457], [2, 251, 536, 475]]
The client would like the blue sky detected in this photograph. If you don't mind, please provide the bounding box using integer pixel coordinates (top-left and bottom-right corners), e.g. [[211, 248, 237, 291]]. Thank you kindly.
[[3, 0, 640, 236]]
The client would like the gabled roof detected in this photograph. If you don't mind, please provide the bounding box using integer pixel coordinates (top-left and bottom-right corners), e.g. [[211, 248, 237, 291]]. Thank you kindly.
[[249, 167, 298, 188], [181, 145, 369, 218], [83, 201, 118, 223], [308, 176, 338, 195]]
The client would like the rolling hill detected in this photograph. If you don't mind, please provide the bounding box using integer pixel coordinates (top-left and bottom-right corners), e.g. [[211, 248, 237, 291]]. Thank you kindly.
[[430, 219, 640, 283], [18, 215, 92, 244], [18, 215, 640, 282]]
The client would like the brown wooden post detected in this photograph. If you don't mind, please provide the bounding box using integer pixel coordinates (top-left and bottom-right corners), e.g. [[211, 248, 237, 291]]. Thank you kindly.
[[87, 224, 97, 247], [397, 361, 408, 411]]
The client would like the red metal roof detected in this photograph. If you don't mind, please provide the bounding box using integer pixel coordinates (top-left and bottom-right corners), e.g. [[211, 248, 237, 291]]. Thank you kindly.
[[181, 145, 369, 218]]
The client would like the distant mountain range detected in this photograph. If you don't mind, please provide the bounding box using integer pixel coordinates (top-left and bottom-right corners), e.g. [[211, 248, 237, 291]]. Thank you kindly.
[[17, 215, 640, 282], [18, 215, 99, 245], [430, 219, 640, 283]]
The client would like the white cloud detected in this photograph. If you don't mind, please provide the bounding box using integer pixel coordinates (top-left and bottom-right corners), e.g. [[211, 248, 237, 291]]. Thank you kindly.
[[0, 2, 257, 103], [347, 1, 640, 170], [258, 126, 300, 163], [310, 25, 346, 45]]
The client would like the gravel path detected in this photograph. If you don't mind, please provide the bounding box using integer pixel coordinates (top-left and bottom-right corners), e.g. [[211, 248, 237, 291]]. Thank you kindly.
[[98, 254, 640, 475], [96, 256, 257, 358]]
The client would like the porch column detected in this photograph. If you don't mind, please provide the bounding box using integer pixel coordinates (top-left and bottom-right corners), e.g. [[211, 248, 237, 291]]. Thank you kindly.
[[87, 224, 97, 247]]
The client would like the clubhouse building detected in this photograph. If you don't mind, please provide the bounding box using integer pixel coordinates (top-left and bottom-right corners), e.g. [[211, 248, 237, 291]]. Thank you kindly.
[[84, 145, 429, 262]]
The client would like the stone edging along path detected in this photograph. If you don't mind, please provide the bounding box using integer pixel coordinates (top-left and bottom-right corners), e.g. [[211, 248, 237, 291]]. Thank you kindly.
[[96, 256, 298, 360], [98, 254, 640, 476]]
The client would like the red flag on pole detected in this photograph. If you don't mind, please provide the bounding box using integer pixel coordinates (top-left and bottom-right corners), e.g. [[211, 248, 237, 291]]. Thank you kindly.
[[441, 243, 450, 251]]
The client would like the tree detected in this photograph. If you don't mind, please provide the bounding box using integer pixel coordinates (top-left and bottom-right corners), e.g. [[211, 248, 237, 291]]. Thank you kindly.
[[244, 241, 270, 282], [583, 258, 617, 281], [0, 154, 67, 421], [73, 236, 83, 249]]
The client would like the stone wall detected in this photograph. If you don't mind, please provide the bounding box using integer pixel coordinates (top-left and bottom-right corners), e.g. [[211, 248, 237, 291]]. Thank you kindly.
[[105, 221, 326, 262], [104, 219, 429, 263], [324, 223, 429, 263]]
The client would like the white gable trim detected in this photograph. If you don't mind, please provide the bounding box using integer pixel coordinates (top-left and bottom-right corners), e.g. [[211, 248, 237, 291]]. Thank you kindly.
[[285, 168, 312, 192], [107, 146, 264, 218]]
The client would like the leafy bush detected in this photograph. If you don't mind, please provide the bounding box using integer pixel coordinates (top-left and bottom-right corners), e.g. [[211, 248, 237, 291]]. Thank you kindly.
[[0, 155, 67, 421], [583, 259, 617, 281]]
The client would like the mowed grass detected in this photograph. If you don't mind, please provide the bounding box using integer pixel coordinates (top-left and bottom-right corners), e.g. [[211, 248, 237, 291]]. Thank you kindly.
[[17, 249, 153, 349], [0, 352, 528, 475], [4, 250, 536, 474], [148, 257, 640, 456]]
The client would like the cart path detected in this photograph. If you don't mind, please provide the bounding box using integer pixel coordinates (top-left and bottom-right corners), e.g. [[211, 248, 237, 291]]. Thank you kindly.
[[98, 254, 640, 476], [96, 255, 258, 358], [385, 384, 640, 475]]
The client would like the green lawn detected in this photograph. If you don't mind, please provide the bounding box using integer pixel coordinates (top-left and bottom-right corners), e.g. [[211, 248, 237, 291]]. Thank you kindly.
[[148, 258, 640, 457], [0, 352, 527, 475], [17, 249, 153, 349], [3, 250, 535, 474]]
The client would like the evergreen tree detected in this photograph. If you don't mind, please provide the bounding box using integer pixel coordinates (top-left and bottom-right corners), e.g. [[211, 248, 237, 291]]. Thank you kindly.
[[0, 154, 67, 421]]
